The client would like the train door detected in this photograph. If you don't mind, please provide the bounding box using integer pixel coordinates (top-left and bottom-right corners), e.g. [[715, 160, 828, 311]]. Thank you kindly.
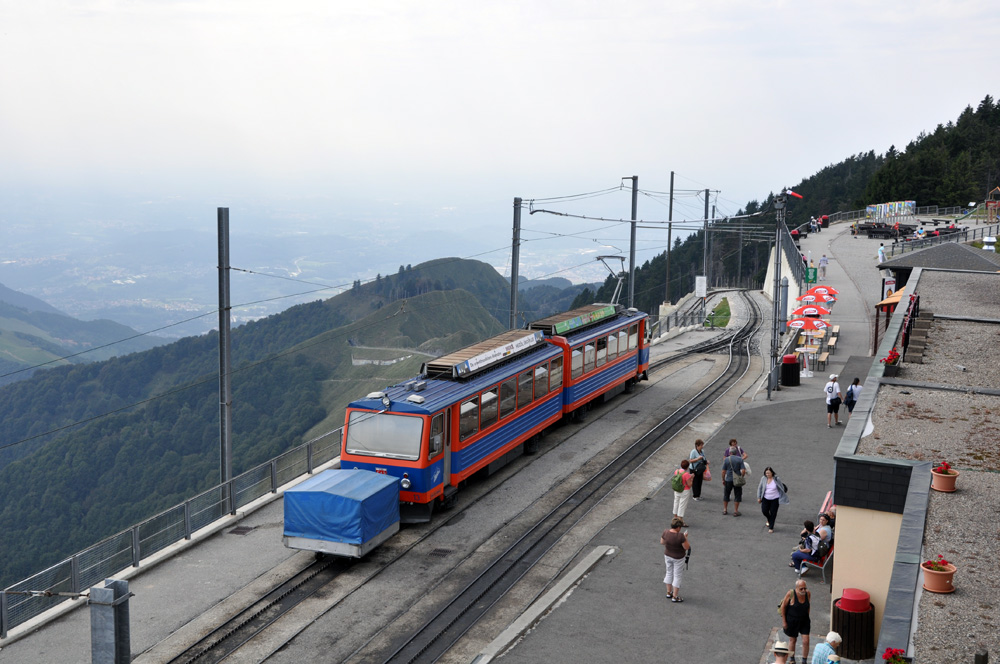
[[431, 408, 453, 487]]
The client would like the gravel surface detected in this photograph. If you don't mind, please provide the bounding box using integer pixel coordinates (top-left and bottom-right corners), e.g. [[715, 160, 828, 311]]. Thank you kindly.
[[855, 265, 1000, 663]]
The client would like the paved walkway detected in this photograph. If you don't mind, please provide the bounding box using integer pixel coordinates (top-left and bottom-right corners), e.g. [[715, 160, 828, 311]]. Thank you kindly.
[[497, 220, 884, 664]]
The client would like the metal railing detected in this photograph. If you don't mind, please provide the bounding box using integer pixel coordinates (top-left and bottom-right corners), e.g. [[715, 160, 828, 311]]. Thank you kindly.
[[0, 432, 341, 638], [887, 223, 1000, 257]]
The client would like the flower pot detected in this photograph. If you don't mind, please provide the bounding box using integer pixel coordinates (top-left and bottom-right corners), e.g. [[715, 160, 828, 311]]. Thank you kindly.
[[883, 364, 900, 377], [922, 563, 956, 593], [930, 469, 959, 492]]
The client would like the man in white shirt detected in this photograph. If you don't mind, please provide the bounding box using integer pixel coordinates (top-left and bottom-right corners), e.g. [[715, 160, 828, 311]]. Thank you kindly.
[[824, 374, 842, 428]]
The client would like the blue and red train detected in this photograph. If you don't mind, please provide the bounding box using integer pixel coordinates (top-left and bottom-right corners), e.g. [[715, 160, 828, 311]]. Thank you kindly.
[[337, 303, 649, 522]]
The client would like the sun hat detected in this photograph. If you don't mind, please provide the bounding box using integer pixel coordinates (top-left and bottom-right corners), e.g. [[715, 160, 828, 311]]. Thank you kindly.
[[772, 640, 790, 654], [826, 631, 842, 643]]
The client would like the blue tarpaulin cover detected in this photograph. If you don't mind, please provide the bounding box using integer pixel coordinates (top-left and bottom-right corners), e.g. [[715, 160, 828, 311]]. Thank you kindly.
[[283, 469, 400, 545]]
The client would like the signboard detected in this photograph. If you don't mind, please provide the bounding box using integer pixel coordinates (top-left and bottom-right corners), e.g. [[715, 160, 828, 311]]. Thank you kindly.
[[695, 276, 707, 299], [456, 330, 543, 376], [551, 305, 617, 335], [882, 278, 896, 299], [806, 267, 817, 284]]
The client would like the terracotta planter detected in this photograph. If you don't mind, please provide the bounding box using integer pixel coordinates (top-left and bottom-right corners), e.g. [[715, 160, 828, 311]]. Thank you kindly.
[[922, 563, 956, 593], [883, 364, 900, 377], [930, 469, 960, 492]]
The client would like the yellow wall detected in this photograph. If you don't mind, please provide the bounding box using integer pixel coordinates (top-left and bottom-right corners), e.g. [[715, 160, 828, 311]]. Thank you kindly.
[[831, 505, 903, 639]]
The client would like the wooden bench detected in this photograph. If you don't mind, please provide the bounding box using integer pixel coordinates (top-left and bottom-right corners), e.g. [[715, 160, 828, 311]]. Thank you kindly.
[[831, 325, 840, 336], [816, 352, 830, 370], [827, 337, 838, 354]]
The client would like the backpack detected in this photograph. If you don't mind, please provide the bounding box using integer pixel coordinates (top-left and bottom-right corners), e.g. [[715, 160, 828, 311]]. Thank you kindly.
[[815, 538, 831, 560], [671, 469, 685, 492], [846, 386, 856, 404]]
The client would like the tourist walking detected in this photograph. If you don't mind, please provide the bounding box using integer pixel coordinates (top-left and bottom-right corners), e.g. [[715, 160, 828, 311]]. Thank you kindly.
[[824, 374, 842, 428], [688, 439, 709, 501], [722, 440, 746, 516], [671, 459, 693, 523], [757, 466, 789, 533], [779, 579, 811, 664], [659, 517, 690, 603], [844, 378, 862, 415], [818, 254, 828, 280], [877, 243, 886, 264]]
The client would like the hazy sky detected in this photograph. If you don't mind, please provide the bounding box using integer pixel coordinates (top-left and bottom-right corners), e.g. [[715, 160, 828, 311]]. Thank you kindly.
[[2, 1, 998, 282]]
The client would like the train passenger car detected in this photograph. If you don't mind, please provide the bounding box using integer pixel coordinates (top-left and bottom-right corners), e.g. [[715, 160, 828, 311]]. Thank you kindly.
[[340, 329, 564, 522], [529, 304, 649, 420]]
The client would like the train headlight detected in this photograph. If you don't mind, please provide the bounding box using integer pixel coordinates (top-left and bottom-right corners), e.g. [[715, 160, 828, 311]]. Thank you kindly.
[[400, 474, 411, 490]]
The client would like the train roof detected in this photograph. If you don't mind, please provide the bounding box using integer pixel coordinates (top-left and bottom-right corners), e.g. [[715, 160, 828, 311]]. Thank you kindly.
[[530, 303, 645, 341], [348, 338, 561, 415], [423, 329, 546, 380]]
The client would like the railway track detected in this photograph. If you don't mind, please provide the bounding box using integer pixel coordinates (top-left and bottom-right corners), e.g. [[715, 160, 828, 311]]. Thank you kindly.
[[162, 292, 762, 664]]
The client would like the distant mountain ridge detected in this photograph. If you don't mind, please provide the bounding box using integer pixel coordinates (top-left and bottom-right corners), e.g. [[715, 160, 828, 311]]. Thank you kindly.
[[0, 284, 165, 386]]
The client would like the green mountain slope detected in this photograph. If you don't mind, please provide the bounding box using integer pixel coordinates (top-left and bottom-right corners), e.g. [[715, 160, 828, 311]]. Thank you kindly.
[[0, 276, 506, 586]]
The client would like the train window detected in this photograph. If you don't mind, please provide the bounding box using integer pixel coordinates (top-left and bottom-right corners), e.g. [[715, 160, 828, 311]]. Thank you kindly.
[[571, 348, 583, 379], [534, 364, 548, 398], [629, 323, 638, 349], [583, 343, 595, 373], [517, 370, 533, 409], [481, 388, 499, 429], [550, 357, 563, 390], [459, 397, 479, 441], [595, 336, 607, 367], [607, 331, 618, 361], [428, 413, 444, 459], [618, 329, 628, 354], [499, 377, 516, 419], [346, 411, 423, 461]]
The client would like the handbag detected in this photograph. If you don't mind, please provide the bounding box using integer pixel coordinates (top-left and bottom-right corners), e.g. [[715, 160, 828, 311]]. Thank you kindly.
[[831, 397, 842, 408], [733, 472, 747, 487], [703, 467, 712, 482]]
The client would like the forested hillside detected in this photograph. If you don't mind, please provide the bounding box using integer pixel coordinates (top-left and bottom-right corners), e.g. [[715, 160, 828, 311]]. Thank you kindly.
[[576, 95, 1000, 311], [0, 281, 505, 586]]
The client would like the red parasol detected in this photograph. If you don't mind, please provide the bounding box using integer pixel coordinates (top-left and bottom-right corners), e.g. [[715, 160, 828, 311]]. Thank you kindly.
[[791, 305, 831, 317], [796, 293, 837, 304], [787, 317, 831, 332], [804, 286, 840, 297]]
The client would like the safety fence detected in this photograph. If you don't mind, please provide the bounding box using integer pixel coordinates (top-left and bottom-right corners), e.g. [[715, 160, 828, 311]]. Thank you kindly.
[[0, 432, 341, 638], [827, 205, 967, 223], [887, 223, 1000, 257]]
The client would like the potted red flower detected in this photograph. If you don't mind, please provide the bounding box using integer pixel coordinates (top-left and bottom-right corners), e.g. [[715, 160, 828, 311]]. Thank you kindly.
[[882, 646, 911, 663], [880, 347, 901, 377], [930, 460, 959, 492], [922, 554, 956, 593]]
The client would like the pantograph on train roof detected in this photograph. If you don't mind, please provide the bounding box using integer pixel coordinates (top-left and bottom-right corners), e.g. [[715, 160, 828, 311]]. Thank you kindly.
[[423, 329, 546, 380], [528, 303, 623, 336]]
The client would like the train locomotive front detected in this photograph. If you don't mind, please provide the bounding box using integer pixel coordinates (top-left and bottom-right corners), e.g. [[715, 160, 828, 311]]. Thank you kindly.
[[340, 329, 564, 522]]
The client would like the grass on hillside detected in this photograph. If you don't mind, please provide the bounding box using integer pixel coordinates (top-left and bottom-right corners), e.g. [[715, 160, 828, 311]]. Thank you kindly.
[[704, 298, 731, 328]]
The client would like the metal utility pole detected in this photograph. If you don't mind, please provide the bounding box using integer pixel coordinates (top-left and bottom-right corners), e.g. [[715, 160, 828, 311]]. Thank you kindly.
[[510, 198, 522, 329], [217, 208, 233, 507], [625, 176, 638, 309], [665, 171, 674, 305], [738, 219, 744, 288], [768, 193, 787, 400], [702, 188, 710, 319], [711, 203, 716, 287]]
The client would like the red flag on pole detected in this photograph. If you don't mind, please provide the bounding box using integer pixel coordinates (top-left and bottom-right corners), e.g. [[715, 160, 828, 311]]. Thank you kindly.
[[787, 190, 803, 199]]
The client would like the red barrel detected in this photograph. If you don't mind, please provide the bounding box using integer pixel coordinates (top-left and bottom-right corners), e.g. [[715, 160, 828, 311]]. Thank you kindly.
[[833, 589, 875, 659], [782, 354, 799, 364]]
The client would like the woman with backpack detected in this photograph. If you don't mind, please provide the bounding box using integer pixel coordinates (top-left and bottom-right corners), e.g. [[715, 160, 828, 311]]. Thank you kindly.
[[672, 459, 694, 525], [844, 378, 863, 416]]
